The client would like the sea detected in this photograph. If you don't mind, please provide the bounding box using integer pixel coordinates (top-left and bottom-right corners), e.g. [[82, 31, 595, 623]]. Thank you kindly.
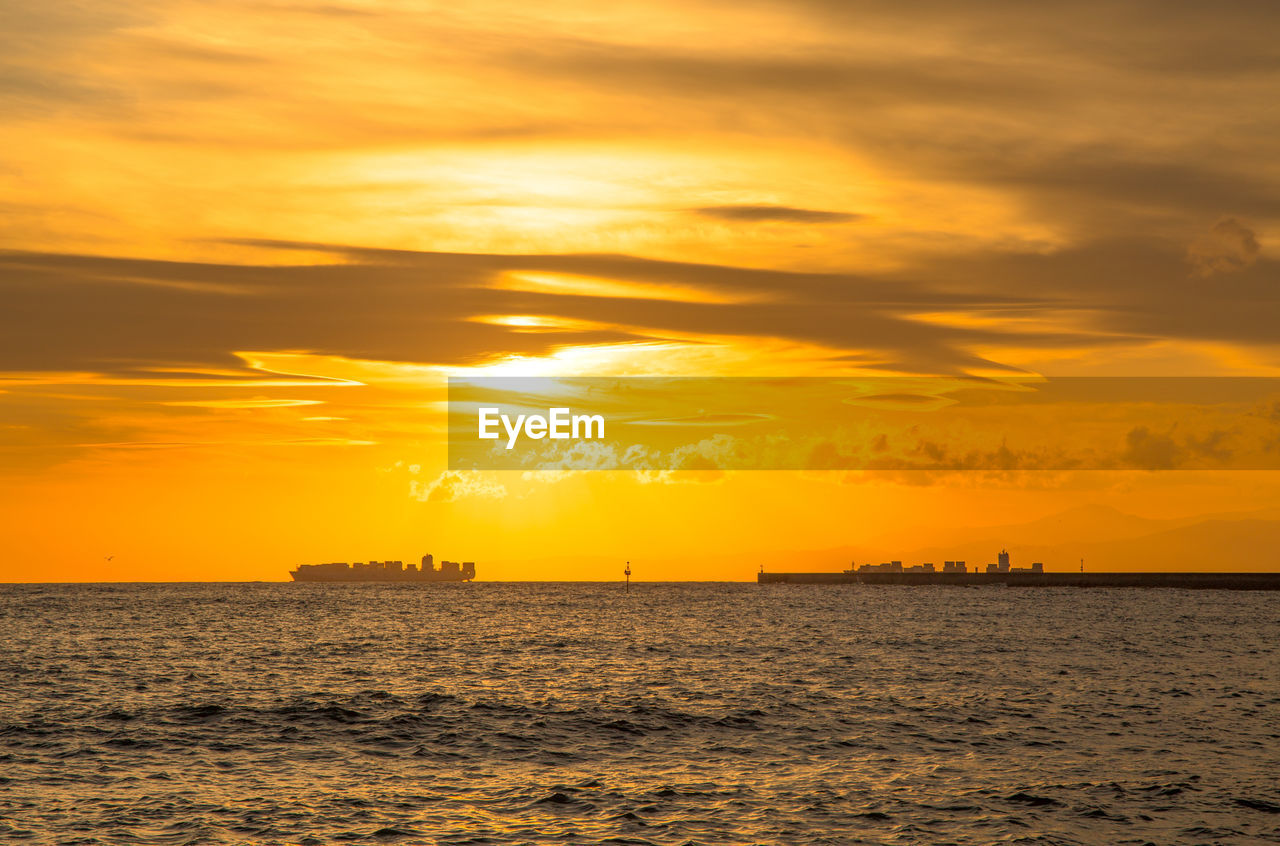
[[1, 582, 1278, 845]]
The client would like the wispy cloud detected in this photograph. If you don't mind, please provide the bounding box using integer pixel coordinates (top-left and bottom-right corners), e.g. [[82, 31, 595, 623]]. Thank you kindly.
[[1188, 218, 1261, 277], [409, 470, 507, 503], [690, 205, 861, 223]]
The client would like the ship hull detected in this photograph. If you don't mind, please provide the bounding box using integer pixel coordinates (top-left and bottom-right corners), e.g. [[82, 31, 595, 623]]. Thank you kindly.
[[758, 571, 1280, 590]]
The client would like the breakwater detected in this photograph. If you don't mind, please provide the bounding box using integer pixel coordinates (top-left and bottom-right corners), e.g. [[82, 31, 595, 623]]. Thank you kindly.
[[758, 571, 1280, 590]]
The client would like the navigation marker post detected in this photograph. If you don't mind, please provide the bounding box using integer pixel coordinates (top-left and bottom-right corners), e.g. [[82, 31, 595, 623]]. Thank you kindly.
[[625, 561, 631, 593]]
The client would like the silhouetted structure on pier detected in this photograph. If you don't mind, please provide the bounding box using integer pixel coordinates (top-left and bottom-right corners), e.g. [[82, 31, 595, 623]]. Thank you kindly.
[[768, 550, 1280, 590]]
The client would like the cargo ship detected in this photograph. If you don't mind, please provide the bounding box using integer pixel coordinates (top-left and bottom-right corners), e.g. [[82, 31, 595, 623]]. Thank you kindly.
[[290, 554, 475, 582]]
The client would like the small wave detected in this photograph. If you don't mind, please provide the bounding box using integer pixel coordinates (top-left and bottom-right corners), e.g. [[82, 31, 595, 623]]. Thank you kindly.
[[1235, 798, 1280, 814], [371, 826, 422, 839], [1006, 792, 1062, 807], [171, 704, 226, 721]]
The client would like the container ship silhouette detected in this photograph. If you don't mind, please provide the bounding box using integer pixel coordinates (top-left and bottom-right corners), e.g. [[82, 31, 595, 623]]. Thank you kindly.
[[290, 554, 475, 582]]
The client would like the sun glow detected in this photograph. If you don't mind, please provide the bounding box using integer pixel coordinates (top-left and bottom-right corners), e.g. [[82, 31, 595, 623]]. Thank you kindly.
[[492, 271, 769, 304], [469, 314, 614, 332]]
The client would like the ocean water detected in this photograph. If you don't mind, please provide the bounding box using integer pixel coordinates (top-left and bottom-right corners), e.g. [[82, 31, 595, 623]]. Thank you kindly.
[[1, 583, 1278, 845]]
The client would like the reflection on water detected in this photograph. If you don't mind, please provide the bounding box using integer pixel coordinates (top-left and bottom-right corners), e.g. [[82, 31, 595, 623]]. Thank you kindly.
[[1, 583, 1278, 844]]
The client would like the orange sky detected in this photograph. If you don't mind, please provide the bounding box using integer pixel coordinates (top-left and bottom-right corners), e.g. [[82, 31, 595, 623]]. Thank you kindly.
[[2, 1, 1279, 581]]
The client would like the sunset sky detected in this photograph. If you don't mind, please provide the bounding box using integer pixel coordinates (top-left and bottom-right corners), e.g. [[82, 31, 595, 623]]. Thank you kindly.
[[3, 0, 1279, 581]]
